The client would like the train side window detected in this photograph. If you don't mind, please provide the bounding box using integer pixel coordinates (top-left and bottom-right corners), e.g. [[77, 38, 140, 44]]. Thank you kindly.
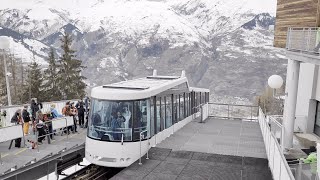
[[150, 97, 155, 137], [156, 97, 161, 133], [166, 95, 172, 128], [161, 97, 166, 130], [133, 100, 149, 140]]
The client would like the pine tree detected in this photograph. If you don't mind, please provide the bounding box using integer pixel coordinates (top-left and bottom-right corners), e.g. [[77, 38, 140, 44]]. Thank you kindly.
[[43, 48, 61, 101], [23, 59, 44, 102], [57, 33, 86, 100]]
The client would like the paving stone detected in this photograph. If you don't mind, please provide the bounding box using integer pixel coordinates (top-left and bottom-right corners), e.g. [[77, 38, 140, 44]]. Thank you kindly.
[[153, 161, 186, 175], [144, 172, 178, 180]]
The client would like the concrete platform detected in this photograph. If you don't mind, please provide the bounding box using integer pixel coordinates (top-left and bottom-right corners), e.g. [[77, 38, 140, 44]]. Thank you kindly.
[[158, 118, 267, 158], [112, 118, 271, 180], [0, 127, 86, 178], [111, 148, 272, 180]]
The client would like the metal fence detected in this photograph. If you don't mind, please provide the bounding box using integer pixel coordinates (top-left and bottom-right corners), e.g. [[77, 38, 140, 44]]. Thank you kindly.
[[208, 103, 258, 120], [258, 108, 295, 180], [287, 27, 320, 54], [0, 99, 79, 127], [289, 160, 319, 180]]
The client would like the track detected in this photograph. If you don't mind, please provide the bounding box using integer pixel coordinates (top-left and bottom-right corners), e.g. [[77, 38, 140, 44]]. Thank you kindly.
[[62, 164, 123, 180]]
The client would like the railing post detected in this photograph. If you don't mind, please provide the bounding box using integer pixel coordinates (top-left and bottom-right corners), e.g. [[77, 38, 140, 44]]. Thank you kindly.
[[146, 138, 149, 160], [36, 128, 40, 153], [250, 106, 253, 121], [0, 152, 2, 165], [227, 105, 230, 119], [139, 132, 142, 165], [65, 118, 69, 143], [21, 124, 26, 148], [296, 160, 302, 180]]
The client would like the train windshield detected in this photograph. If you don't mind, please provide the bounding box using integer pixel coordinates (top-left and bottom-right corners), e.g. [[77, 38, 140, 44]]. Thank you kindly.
[[88, 99, 150, 142]]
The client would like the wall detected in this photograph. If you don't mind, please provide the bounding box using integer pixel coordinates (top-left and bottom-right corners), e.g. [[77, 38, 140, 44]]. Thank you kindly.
[[274, 0, 320, 48], [295, 63, 316, 132]]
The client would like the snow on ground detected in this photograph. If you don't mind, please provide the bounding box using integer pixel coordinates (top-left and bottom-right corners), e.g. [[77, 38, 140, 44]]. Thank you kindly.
[[6, 37, 47, 65], [23, 38, 48, 56], [0, 0, 276, 49]]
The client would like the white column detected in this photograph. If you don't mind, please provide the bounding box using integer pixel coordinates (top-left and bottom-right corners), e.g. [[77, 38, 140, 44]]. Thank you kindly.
[[283, 59, 300, 149]]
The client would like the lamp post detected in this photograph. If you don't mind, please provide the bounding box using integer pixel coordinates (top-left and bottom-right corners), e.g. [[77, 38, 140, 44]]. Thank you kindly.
[[0, 36, 12, 106], [268, 74, 284, 150], [268, 75, 284, 97]]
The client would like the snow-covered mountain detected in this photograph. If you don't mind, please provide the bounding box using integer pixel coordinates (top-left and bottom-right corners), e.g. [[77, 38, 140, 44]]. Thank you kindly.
[[0, 0, 285, 100]]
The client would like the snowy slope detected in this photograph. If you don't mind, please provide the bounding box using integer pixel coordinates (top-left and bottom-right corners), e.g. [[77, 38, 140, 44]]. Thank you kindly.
[[0, 0, 285, 99]]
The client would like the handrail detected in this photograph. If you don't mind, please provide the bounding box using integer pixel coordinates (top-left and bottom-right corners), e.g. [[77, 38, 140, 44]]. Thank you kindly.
[[139, 129, 149, 165], [258, 107, 295, 180], [208, 102, 258, 108]]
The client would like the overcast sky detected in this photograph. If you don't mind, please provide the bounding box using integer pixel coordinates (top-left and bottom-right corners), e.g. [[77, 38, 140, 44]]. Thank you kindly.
[[247, 0, 277, 15]]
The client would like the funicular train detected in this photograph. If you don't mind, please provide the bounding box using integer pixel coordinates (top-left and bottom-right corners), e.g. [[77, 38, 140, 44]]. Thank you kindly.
[[85, 71, 209, 167]]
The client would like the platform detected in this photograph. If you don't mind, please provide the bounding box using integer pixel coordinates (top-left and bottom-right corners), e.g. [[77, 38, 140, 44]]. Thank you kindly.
[[112, 118, 271, 180], [158, 118, 267, 158], [0, 127, 86, 179]]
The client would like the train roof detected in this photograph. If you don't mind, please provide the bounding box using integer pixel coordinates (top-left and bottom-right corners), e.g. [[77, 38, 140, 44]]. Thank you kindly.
[[91, 72, 209, 101]]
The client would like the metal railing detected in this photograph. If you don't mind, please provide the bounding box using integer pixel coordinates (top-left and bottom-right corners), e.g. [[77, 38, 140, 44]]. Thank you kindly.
[[287, 27, 320, 54], [289, 160, 319, 180], [269, 116, 284, 150], [258, 108, 295, 180], [34, 117, 74, 153], [0, 99, 79, 128], [208, 103, 259, 120]]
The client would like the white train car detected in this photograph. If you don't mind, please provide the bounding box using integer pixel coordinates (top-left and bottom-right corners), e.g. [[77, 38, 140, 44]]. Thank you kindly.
[[85, 71, 209, 167]]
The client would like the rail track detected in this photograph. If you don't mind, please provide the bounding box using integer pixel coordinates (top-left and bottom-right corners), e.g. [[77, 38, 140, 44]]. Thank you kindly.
[[62, 164, 123, 180]]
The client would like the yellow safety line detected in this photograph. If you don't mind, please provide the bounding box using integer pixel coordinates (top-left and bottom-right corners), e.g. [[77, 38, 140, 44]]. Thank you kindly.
[[1, 153, 9, 158], [14, 148, 27, 155]]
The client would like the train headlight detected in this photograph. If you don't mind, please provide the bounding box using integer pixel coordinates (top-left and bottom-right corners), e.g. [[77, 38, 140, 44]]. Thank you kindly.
[[120, 158, 125, 162], [126, 158, 131, 162], [93, 155, 102, 160]]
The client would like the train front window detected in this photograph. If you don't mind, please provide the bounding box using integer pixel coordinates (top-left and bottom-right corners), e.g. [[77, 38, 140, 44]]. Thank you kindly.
[[88, 99, 133, 141], [88, 99, 151, 142]]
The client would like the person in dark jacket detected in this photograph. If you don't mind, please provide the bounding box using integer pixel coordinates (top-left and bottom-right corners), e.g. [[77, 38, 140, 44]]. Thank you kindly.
[[22, 105, 31, 135], [31, 99, 42, 118], [76, 100, 85, 128]]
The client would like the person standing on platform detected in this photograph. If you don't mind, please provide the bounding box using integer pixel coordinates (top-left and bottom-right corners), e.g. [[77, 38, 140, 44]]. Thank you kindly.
[[70, 102, 78, 133], [31, 98, 43, 134], [76, 100, 85, 128], [62, 102, 72, 134], [22, 105, 31, 135]]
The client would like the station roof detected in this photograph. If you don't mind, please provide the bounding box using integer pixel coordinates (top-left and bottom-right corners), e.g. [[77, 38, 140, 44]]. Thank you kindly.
[[91, 75, 209, 100]]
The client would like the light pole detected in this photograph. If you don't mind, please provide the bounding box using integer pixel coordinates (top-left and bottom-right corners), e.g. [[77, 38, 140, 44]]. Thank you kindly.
[[0, 36, 12, 106], [268, 74, 284, 150], [268, 75, 284, 97]]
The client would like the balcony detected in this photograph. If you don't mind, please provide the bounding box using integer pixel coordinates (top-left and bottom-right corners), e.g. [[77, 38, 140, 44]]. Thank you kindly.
[[286, 27, 320, 65], [287, 27, 320, 54]]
